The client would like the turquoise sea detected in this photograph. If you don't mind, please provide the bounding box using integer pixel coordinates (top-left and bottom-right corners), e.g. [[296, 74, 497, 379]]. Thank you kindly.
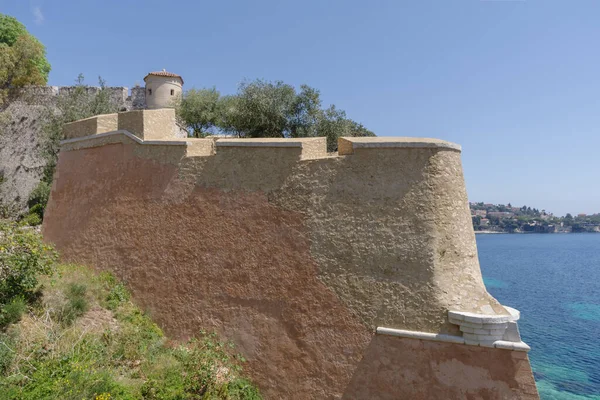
[[477, 234, 600, 400]]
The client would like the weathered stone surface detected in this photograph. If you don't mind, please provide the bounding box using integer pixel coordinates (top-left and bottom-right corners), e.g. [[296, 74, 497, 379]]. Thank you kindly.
[[343, 335, 538, 399], [117, 109, 183, 140], [0, 102, 48, 214]]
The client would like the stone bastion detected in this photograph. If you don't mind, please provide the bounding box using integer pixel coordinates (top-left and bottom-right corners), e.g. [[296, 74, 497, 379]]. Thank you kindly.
[[42, 109, 539, 399]]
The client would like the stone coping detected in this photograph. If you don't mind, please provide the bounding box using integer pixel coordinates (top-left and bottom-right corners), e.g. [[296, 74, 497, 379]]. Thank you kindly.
[[215, 137, 324, 148], [448, 307, 520, 324], [375, 327, 531, 352], [338, 137, 462, 155], [59, 131, 323, 159], [60, 131, 461, 163], [63, 114, 110, 125], [60, 130, 190, 147]]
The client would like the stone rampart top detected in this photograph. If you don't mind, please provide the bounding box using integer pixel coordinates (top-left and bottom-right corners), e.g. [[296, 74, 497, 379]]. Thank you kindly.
[[339, 137, 461, 155], [61, 111, 463, 163]]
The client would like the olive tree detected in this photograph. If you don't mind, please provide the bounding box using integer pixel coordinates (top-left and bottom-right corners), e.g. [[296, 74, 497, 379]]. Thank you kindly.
[[177, 79, 374, 151]]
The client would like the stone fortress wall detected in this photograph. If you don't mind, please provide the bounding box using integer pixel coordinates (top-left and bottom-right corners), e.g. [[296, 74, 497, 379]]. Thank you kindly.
[[16, 85, 147, 110], [42, 109, 540, 399]]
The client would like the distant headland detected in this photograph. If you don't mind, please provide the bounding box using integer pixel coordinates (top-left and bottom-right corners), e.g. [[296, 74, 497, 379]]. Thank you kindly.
[[470, 202, 600, 233]]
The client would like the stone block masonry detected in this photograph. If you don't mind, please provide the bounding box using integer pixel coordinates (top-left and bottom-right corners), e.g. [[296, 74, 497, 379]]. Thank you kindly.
[[63, 114, 118, 139], [42, 110, 539, 399]]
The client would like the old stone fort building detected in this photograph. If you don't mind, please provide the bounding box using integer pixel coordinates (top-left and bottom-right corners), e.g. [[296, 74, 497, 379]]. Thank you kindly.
[[17, 69, 184, 111], [41, 71, 540, 399]]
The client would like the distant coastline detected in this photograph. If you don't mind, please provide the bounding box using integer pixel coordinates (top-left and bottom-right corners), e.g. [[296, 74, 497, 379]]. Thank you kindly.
[[474, 230, 598, 234], [470, 202, 600, 234]]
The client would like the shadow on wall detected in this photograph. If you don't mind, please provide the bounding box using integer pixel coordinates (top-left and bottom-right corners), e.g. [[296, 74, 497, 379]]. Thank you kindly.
[[343, 335, 538, 400]]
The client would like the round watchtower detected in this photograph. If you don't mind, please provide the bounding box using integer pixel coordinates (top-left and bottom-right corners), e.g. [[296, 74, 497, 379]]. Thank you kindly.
[[143, 70, 183, 109]]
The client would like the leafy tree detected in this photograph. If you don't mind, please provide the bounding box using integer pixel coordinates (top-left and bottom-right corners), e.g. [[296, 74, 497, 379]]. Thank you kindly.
[[317, 105, 374, 151], [229, 79, 297, 138], [0, 14, 51, 105], [563, 213, 574, 226], [177, 78, 374, 151], [0, 14, 28, 46], [175, 87, 221, 137], [289, 84, 321, 138]]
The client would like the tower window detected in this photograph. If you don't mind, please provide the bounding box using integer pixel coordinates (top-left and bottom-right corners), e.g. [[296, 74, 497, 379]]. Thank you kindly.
[[170, 89, 175, 96], [148, 89, 152, 95]]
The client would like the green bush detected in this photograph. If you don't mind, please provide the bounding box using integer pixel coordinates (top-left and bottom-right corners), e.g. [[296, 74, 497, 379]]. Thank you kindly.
[[0, 221, 57, 328], [0, 297, 27, 327], [19, 212, 41, 227], [28, 204, 43, 218], [0, 332, 15, 375], [25, 181, 51, 223], [56, 283, 88, 325], [27, 181, 50, 210], [106, 281, 130, 310]]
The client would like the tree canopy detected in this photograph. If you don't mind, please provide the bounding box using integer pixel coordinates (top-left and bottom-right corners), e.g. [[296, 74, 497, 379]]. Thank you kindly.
[[0, 14, 51, 105], [176, 79, 374, 151]]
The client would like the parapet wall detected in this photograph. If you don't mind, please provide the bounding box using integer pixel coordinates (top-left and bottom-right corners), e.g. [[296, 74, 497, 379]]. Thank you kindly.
[[14, 85, 146, 110], [43, 110, 539, 399]]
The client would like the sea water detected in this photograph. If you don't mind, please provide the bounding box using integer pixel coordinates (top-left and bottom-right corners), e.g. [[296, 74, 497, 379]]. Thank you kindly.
[[477, 234, 600, 400]]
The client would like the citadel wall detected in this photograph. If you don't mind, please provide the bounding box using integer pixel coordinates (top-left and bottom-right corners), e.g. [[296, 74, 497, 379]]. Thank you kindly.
[[43, 109, 539, 399], [15, 85, 147, 110]]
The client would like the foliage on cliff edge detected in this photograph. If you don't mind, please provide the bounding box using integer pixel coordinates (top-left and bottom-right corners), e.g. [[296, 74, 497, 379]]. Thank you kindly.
[[0, 222, 261, 399], [0, 14, 51, 106]]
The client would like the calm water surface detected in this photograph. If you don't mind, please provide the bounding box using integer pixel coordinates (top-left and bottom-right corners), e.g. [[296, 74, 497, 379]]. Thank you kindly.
[[477, 234, 600, 400]]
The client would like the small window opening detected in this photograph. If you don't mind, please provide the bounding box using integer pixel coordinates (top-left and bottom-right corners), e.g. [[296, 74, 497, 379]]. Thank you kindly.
[[148, 89, 152, 95], [170, 89, 175, 96]]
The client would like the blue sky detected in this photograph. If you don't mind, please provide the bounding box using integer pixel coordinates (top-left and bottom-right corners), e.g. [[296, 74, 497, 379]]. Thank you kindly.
[[2, 0, 599, 216]]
